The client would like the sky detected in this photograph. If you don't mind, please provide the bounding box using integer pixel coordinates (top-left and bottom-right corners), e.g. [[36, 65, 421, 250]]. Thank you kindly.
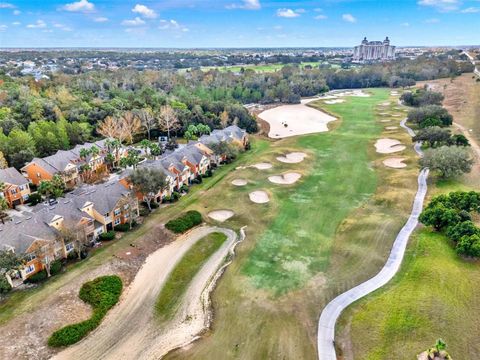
[[0, 0, 479, 48]]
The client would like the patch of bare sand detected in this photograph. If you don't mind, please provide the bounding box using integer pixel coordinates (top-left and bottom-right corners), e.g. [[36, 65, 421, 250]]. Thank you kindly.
[[385, 126, 399, 130], [252, 162, 272, 170], [268, 172, 302, 185], [249, 191, 270, 204], [258, 103, 336, 139], [380, 119, 391, 123], [208, 210, 235, 222], [231, 179, 247, 186], [324, 99, 345, 104], [374, 138, 406, 154], [383, 157, 407, 168], [276, 152, 307, 164]]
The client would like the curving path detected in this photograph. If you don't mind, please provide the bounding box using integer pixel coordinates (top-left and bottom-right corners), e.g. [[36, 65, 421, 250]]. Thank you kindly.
[[317, 118, 429, 360], [53, 225, 239, 360]]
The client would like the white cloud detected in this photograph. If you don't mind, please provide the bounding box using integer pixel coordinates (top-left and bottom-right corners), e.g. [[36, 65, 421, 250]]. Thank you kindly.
[[276, 8, 301, 18], [418, 0, 460, 12], [461, 7, 479, 13], [132, 4, 157, 18], [13, 9, 20, 15], [295, 8, 306, 13], [226, 0, 261, 10], [314, 14, 327, 20], [27, 20, 47, 28], [342, 13, 356, 23], [0, 24, 7, 31], [424, 17, 440, 23], [12, 21, 20, 25], [401, 22, 410, 26], [158, 19, 189, 32], [121, 17, 145, 26], [0, 3, 14, 9], [53, 23, 73, 31], [93, 16, 108, 22], [62, 0, 95, 13]]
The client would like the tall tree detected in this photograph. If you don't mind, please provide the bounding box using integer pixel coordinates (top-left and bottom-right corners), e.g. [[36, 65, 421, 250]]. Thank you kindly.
[[135, 108, 156, 140], [421, 145, 473, 178], [158, 105, 181, 140], [129, 168, 166, 211]]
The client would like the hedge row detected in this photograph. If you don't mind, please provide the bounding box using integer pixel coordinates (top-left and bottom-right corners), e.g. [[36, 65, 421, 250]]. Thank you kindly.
[[48, 275, 123, 347], [165, 210, 203, 234]]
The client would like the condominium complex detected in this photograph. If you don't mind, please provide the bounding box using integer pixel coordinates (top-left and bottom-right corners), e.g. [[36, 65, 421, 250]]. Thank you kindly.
[[353, 37, 396, 62]]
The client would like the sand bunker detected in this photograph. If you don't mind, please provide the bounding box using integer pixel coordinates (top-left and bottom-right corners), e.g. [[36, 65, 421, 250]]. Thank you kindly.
[[383, 157, 407, 168], [380, 119, 391, 123], [208, 210, 235, 222], [392, 114, 401, 117], [374, 138, 406, 154], [268, 172, 302, 185], [324, 99, 345, 104], [380, 101, 391, 106], [249, 191, 270, 204], [231, 179, 248, 186], [276, 152, 307, 164], [379, 112, 389, 116], [252, 162, 273, 170], [259, 103, 336, 139], [385, 126, 398, 130]]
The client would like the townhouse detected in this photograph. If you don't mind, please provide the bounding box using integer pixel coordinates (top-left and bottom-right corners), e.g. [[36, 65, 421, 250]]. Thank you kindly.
[[0, 167, 31, 208], [21, 139, 122, 188], [0, 180, 139, 283]]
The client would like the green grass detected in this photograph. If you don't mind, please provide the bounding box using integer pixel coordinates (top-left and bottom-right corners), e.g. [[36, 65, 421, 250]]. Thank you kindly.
[[341, 228, 480, 360], [155, 232, 228, 320], [196, 62, 333, 73], [242, 89, 390, 294], [48, 275, 122, 347]]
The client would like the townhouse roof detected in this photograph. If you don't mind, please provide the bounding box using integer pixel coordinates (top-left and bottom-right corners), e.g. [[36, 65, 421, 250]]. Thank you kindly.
[[0, 167, 28, 186]]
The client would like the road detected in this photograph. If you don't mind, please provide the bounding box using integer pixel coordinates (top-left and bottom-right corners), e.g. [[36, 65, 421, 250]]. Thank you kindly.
[[317, 118, 429, 360], [53, 226, 239, 360]]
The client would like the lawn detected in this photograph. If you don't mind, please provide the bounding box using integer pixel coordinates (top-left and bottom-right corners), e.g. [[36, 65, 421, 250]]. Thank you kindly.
[[166, 89, 422, 359], [155, 232, 227, 320], [198, 62, 333, 73], [339, 226, 480, 360]]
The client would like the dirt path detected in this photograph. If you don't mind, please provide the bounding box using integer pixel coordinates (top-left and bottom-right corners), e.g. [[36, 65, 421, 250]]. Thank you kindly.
[[453, 122, 480, 159], [52, 226, 239, 360]]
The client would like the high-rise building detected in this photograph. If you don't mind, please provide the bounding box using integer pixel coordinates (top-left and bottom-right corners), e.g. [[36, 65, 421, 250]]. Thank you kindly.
[[353, 37, 396, 62]]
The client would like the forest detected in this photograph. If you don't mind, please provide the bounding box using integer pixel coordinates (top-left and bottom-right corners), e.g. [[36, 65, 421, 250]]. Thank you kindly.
[[0, 52, 474, 170]]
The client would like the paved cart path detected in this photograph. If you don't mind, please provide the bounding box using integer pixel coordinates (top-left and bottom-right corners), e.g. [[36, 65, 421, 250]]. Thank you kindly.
[[317, 118, 429, 360]]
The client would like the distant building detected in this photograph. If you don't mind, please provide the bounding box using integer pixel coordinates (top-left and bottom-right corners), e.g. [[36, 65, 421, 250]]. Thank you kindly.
[[353, 37, 396, 62]]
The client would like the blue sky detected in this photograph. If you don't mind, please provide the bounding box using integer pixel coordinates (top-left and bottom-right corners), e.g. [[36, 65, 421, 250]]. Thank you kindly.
[[0, 0, 479, 48]]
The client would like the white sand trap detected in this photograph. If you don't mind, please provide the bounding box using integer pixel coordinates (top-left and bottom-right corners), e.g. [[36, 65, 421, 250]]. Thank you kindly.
[[208, 210, 235, 222], [268, 172, 302, 185], [276, 152, 307, 164], [375, 138, 406, 154], [324, 99, 345, 104], [249, 191, 270, 204], [378, 112, 389, 116], [258, 103, 336, 139], [231, 179, 248, 186], [380, 119, 391, 123], [385, 126, 399, 130], [383, 157, 407, 169], [380, 101, 391, 106], [392, 114, 401, 117], [252, 162, 273, 170]]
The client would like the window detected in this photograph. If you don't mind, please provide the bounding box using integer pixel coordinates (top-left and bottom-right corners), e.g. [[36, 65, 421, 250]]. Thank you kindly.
[[114, 218, 121, 225], [124, 204, 129, 210], [114, 208, 121, 216], [125, 213, 129, 219], [25, 264, 35, 274], [24, 253, 36, 262], [65, 243, 74, 252], [97, 228, 104, 235], [10, 188, 17, 195], [37, 172, 41, 178]]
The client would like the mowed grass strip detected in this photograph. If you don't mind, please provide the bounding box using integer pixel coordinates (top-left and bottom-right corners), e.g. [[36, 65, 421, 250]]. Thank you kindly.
[[155, 232, 228, 320], [242, 89, 389, 295], [342, 228, 480, 360]]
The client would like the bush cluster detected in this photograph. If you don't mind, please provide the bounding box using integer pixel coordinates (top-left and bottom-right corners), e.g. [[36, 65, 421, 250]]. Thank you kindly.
[[165, 210, 203, 233], [25, 269, 48, 283], [400, 88, 444, 107], [99, 231, 115, 241], [48, 275, 122, 347], [113, 223, 130, 232], [420, 191, 480, 257]]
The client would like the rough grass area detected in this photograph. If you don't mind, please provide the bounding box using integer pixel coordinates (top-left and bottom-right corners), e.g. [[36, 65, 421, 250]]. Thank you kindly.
[[155, 232, 227, 320], [48, 275, 122, 347], [339, 228, 480, 360]]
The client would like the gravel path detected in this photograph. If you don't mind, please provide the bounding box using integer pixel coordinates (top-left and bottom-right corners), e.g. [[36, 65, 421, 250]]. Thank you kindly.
[[317, 117, 429, 360], [53, 226, 239, 360]]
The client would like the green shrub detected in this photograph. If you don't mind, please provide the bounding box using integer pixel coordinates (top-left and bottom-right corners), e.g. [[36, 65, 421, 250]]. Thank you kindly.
[[50, 260, 62, 276], [171, 191, 180, 201], [114, 223, 130, 232], [0, 276, 12, 294], [139, 208, 149, 217], [180, 184, 189, 193], [165, 210, 203, 233], [26, 193, 42, 206], [25, 269, 47, 283], [99, 231, 115, 241], [48, 275, 122, 347], [67, 250, 78, 260]]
